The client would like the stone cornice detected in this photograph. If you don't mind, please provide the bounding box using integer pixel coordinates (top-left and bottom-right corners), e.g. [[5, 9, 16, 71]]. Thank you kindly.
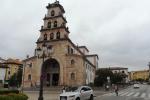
[[86, 54, 99, 60], [43, 15, 67, 23], [40, 26, 70, 33], [36, 38, 67, 44]]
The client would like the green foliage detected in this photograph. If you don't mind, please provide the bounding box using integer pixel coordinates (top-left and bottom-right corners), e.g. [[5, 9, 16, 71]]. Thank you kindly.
[[111, 73, 123, 84], [16, 67, 23, 87], [8, 66, 23, 87], [135, 78, 145, 82], [8, 73, 17, 87], [0, 93, 28, 100], [145, 78, 149, 82], [94, 69, 128, 86], [0, 90, 19, 95], [94, 69, 113, 86]]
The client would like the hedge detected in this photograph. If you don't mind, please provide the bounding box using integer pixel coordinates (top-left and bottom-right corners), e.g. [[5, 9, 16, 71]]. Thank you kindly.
[[0, 90, 19, 95], [0, 93, 28, 100]]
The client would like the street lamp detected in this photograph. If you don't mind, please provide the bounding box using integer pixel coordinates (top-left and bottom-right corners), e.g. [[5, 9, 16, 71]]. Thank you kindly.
[[148, 62, 150, 70], [36, 42, 52, 100], [148, 62, 150, 81]]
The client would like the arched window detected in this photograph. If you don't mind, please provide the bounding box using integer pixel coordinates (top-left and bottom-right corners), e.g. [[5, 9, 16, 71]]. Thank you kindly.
[[56, 31, 60, 39], [28, 74, 31, 80], [71, 73, 75, 80], [50, 33, 54, 40], [71, 59, 75, 65], [54, 21, 57, 27], [51, 10, 55, 16], [47, 22, 51, 28], [44, 34, 47, 40]]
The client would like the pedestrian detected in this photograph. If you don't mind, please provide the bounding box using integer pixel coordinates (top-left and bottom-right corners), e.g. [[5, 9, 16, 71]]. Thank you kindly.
[[106, 85, 109, 90], [114, 84, 119, 96], [62, 86, 66, 93]]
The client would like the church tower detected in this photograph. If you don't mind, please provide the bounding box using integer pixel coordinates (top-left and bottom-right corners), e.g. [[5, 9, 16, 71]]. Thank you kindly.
[[37, 1, 69, 44], [23, 1, 98, 88]]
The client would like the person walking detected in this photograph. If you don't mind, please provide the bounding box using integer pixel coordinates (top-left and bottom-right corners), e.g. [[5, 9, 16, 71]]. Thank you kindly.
[[62, 86, 66, 93], [114, 84, 119, 96]]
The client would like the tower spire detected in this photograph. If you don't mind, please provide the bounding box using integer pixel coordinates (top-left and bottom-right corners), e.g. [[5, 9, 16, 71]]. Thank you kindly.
[[55, 0, 59, 3]]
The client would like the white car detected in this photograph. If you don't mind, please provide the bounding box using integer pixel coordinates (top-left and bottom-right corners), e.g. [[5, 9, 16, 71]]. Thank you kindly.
[[60, 86, 94, 100], [133, 84, 140, 88]]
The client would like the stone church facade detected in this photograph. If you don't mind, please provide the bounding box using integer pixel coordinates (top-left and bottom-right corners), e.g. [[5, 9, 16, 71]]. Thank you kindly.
[[23, 1, 99, 88]]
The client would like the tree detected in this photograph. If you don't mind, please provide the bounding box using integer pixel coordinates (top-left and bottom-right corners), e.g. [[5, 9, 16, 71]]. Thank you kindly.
[[9, 73, 17, 87], [16, 66, 23, 87], [94, 69, 128, 86], [94, 69, 113, 87], [111, 73, 127, 84], [111, 73, 122, 84], [8, 66, 23, 87]]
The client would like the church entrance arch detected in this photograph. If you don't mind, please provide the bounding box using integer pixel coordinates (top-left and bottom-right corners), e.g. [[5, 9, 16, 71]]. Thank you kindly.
[[42, 58, 60, 86]]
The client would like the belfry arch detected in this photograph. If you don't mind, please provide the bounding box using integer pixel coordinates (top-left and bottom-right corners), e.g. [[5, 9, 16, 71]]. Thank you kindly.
[[42, 58, 60, 86]]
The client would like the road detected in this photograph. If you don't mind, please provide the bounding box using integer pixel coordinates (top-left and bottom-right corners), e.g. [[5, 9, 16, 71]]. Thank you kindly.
[[95, 84, 150, 100]]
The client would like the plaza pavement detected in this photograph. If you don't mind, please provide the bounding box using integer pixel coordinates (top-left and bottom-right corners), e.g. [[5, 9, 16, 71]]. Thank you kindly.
[[24, 89, 112, 100], [24, 85, 130, 100]]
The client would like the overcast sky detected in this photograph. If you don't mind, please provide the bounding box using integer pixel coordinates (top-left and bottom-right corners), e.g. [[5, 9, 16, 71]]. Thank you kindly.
[[0, 0, 150, 71]]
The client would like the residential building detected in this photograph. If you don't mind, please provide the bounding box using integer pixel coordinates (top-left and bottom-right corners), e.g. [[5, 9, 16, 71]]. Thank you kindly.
[[129, 70, 149, 81], [3, 58, 22, 80], [0, 64, 8, 85], [0, 57, 6, 63]]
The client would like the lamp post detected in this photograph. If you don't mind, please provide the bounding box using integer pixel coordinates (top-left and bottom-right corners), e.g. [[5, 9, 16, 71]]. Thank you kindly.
[[148, 62, 150, 82], [22, 62, 26, 93], [36, 42, 51, 100]]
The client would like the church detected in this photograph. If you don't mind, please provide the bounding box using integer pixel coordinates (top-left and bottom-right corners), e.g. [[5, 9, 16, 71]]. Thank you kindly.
[[23, 1, 99, 88]]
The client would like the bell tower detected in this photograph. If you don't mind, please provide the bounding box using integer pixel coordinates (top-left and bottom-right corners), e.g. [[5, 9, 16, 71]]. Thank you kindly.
[[37, 1, 69, 44], [23, 0, 98, 87]]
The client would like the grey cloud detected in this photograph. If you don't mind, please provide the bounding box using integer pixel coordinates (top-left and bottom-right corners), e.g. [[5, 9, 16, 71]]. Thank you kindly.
[[0, 0, 150, 71]]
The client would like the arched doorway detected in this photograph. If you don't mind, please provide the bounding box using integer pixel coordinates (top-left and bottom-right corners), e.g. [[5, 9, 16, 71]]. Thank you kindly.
[[42, 58, 60, 86]]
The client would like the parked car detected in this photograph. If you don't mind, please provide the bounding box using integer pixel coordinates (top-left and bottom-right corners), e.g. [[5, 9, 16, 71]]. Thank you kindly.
[[143, 82, 147, 85], [60, 86, 94, 100], [133, 83, 140, 88]]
